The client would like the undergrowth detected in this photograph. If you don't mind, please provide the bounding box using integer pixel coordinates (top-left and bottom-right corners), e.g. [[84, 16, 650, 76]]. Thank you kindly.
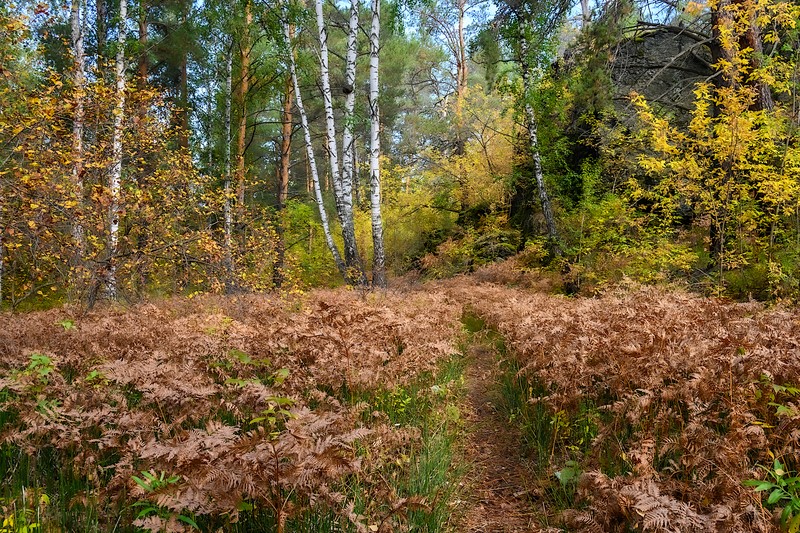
[[4, 280, 800, 532], [0, 290, 465, 532], [449, 283, 800, 532]]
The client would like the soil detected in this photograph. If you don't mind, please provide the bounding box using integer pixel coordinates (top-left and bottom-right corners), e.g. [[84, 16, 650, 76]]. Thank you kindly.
[[457, 340, 547, 532]]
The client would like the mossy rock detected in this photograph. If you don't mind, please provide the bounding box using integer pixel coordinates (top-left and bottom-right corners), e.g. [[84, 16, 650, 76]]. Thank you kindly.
[[472, 230, 521, 262]]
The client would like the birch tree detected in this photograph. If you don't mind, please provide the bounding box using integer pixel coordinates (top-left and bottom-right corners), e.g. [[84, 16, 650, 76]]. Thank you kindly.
[[368, 0, 386, 286], [495, 0, 568, 256], [519, 28, 560, 254], [107, 0, 128, 298], [314, 0, 364, 284], [340, 0, 366, 284], [284, 21, 347, 277]]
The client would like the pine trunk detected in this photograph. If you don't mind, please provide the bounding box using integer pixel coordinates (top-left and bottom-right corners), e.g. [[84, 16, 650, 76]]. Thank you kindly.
[[369, 0, 386, 287], [581, 0, 591, 26], [107, 0, 128, 298], [285, 22, 347, 278], [179, 49, 189, 149], [224, 44, 234, 291], [236, 1, 251, 212], [137, 0, 147, 86], [96, 0, 107, 58], [274, 70, 293, 288], [455, 0, 467, 155], [0, 197, 4, 305], [71, 0, 86, 278], [353, 143, 361, 206]]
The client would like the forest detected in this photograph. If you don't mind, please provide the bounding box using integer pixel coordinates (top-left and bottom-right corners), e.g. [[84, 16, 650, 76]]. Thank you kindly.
[[1, 0, 800, 530]]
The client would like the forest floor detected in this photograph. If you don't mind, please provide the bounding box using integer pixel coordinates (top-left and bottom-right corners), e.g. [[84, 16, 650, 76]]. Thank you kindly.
[[0, 273, 797, 531], [459, 339, 539, 532]]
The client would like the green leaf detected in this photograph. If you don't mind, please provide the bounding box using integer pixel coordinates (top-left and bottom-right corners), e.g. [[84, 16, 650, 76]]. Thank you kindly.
[[177, 515, 200, 529], [135, 506, 158, 518], [555, 461, 582, 486], [768, 488, 786, 505], [788, 512, 800, 533], [265, 396, 294, 407], [272, 368, 290, 385], [132, 475, 152, 492], [744, 480, 775, 492], [229, 348, 253, 365]]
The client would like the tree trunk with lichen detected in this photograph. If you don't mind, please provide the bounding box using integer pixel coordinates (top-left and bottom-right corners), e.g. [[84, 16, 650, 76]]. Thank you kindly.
[[369, 0, 386, 287], [284, 22, 347, 278]]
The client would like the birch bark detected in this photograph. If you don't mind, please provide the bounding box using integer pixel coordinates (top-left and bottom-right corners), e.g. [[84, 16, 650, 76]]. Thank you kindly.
[[340, 0, 366, 284], [519, 29, 560, 255], [369, 0, 386, 287], [284, 22, 347, 277], [107, 0, 128, 298], [315, 0, 363, 283]]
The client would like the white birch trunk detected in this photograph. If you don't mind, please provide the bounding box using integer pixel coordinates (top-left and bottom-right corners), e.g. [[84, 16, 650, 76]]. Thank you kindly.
[[224, 44, 233, 290], [71, 0, 85, 267], [520, 29, 560, 255], [315, 0, 363, 283], [353, 141, 361, 206], [580, 0, 591, 26], [284, 22, 347, 277], [314, 0, 343, 205], [368, 0, 386, 287], [341, 0, 366, 284], [107, 0, 127, 298]]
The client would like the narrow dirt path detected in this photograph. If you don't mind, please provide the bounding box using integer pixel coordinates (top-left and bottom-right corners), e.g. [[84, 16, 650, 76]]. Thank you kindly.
[[457, 336, 544, 532]]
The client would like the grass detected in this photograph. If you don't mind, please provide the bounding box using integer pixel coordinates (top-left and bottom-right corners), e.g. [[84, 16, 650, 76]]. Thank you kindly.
[[330, 354, 468, 532], [462, 307, 633, 524], [0, 447, 118, 532]]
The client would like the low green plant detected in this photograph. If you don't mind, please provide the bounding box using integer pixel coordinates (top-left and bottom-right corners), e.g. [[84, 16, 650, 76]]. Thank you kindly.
[[84, 369, 109, 388], [0, 489, 49, 533], [250, 396, 296, 438], [55, 319, 75, 331], [561, 196, 699, 294], [745, 456, 800, 532], [24, 355, 54, 383], [131, 471, 200, 531]]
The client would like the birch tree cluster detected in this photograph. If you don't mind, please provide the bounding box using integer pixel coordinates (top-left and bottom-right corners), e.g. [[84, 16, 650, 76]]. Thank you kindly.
[[2, 0, 800, 306]]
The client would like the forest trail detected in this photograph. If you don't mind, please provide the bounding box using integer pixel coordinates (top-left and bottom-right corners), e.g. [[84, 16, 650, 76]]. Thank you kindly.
[[458, 327, 541, 532]]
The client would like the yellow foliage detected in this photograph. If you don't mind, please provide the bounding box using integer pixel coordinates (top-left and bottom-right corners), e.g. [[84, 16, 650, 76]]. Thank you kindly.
[[629, 0, 800, 277]]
